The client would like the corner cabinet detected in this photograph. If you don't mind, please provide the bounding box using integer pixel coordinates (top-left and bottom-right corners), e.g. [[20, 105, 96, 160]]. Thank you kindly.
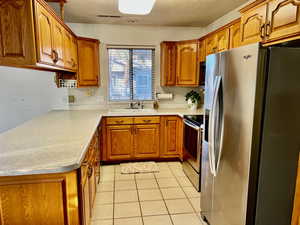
[[176, 40, 199, 86], [77, 37, 100, 87], [0, 0, 77, 72]]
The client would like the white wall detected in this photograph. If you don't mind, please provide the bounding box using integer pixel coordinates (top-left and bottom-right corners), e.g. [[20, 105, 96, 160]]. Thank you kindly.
[[0, 67, 68, 133], [67, 24, 205, 109]]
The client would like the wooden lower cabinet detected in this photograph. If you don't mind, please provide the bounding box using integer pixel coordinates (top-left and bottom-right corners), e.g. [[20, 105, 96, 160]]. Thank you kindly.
[[106, 125, 134, 161], [82, 175, 91, 225], [103, 116, 183, 161], [134, 124, 160, 158], [0, 171, 80, 225], [161, 116, 182, 158]]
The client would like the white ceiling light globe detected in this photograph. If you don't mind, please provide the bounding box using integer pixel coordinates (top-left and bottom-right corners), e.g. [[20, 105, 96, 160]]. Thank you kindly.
[[118, 0, 156, 15]]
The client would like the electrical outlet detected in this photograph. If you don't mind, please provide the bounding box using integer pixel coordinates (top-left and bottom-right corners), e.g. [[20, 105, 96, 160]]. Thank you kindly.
[[68, 95, 75, 103]]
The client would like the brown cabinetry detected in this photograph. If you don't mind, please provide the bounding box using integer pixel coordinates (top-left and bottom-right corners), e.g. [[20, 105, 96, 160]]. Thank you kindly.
[[205, 34, 218, 56], [103, 116, 183, 162], [240, 1, 267, 45], [216, 28, 230, 52], [160, 41, 177, 86], [229, 19, 242, 49], [0, 0, 78, 71], [161, 116, 182, 158], [240, 0, 300, 45], [176, 40, 199, 86], [80, 131, 99, 225], [198, 39, 206, 62], [106, 125, 134, 161], [77, 37, 100, 87]]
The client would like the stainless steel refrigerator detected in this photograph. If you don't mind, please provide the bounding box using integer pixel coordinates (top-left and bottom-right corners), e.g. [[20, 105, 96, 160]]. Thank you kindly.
[[201, 43, 300, 225]]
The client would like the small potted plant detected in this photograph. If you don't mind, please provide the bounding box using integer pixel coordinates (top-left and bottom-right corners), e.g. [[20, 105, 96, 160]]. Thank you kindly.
[[185, 90, 201, 110]]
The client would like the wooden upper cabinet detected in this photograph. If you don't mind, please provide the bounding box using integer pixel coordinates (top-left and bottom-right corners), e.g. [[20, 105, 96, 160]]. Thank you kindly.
[[176, 40, 199, 86], [0, 0, 36, 65], [216, 28, 230, 52], [35, 1, 55, 65], [230, 20, 242, 49], [71, 36, 78, 70], [205, 34, 218, 56], [160, 41, 176, 86], [106, 125, 134, 161], [161, 116, 182, 158], [266, 0, 300, 42], [240, 1, 268, 45], [134, 124, 160, 159], [198, 39, 206, 62], [52, 20, 64, 67], [77, 37, 100, 87], [0, 0, 79, 72], [63, 31, 73, 70]]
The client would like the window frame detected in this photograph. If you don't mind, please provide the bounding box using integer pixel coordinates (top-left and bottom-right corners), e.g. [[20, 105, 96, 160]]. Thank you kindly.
[[107, 47, 155, 103]]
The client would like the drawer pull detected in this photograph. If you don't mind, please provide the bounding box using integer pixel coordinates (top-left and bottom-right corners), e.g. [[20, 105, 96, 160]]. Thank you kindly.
[[143, 119, 151, 123], [115, 120, 124, 124]]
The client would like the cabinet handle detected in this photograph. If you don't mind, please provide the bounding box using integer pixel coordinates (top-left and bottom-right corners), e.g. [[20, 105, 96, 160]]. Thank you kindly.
[[115, 120, 124, 124], [265, 22, 271, 37], [143, 119, 151, 123], [260, 24, 266, 39], [52, 50, 59, 63], [87, 166, 93, 178]]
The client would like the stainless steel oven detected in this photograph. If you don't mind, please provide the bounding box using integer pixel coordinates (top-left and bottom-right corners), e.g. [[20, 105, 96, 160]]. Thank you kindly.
[[182, 115, 203, 191]]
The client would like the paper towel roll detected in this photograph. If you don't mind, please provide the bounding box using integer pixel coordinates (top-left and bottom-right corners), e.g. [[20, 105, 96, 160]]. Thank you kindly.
[[156, 93, 173, 100]]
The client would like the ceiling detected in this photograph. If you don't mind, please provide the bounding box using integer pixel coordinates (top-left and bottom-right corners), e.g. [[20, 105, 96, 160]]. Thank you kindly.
[[58, 0, 248, 27]]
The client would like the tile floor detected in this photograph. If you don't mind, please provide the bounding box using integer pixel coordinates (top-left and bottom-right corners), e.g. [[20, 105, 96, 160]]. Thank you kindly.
[[92, 161, 204, 225]]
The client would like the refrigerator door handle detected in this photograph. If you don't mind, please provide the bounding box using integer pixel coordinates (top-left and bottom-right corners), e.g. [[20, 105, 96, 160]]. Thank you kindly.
[[213, 76, 224, 175], [211, 75, 222, 176]]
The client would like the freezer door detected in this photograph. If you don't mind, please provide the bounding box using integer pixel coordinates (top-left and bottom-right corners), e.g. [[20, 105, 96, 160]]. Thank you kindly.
[[210, 43, 260, 225], [254, 47, 300, 225]]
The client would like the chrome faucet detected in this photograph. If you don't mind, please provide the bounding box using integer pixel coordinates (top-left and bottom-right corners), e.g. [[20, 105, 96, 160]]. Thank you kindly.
[[129, 101, 144, 109]]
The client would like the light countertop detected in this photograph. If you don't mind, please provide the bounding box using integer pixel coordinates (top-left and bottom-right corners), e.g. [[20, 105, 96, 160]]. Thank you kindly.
[[0, 108, 203, 176]]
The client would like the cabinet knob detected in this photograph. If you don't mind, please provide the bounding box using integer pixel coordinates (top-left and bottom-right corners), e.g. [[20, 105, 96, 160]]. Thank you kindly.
[[52, 50, 59, 63], [265, 22, 271, 37]]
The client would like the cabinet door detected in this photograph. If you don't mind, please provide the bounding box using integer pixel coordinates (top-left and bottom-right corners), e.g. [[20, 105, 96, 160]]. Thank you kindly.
[[216, 28, 230, 52], [134, 124, 160, 159], [63, 31, 73, 69], [88, 163, 96, 214], [205, 34, 218, 56], [106, 125, 134, 161], [267, 0, 300, 42], [230, 21, 241, 49], [161, 116, 181, 157], [82, 178, 90, 225], [35, 2, 54, 65], [77, 37, 100, 87], [160, 41, 176, 86], [198, 39, 206, 62], [0, 0, 36, 65], [240, 2, 268, 45], [176, 41, 199, 86], [71, 36, 78, 70], [52, 21, 64, 67]]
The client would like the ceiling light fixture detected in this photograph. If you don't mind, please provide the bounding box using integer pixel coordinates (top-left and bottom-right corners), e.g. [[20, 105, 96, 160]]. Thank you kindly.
[[118, 0, 156, 15]]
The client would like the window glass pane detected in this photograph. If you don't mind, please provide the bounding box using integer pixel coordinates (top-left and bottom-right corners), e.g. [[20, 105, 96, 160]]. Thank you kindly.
[[132, 49, 153, 100], [109, 49, 131, 101]]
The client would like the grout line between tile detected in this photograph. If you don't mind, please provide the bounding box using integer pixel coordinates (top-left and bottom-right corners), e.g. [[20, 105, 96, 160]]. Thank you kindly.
[[134, 171, 145, 225]]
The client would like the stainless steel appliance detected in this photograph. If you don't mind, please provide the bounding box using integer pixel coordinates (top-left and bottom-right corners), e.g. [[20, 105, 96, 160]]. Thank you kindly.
[[201, 43, 300, 225], [182, 115, 203, 191]]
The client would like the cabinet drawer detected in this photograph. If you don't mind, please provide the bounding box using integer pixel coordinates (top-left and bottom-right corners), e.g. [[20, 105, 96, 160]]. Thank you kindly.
[[106, 117, 134, 125], [134, 116, 160, 124]]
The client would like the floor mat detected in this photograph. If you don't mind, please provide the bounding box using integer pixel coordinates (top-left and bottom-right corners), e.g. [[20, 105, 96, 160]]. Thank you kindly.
[[120, 161, 159, 174]]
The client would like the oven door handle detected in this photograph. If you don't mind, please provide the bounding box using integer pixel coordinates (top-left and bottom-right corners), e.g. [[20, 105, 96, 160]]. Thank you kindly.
[[183, 119, 201, 131]]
